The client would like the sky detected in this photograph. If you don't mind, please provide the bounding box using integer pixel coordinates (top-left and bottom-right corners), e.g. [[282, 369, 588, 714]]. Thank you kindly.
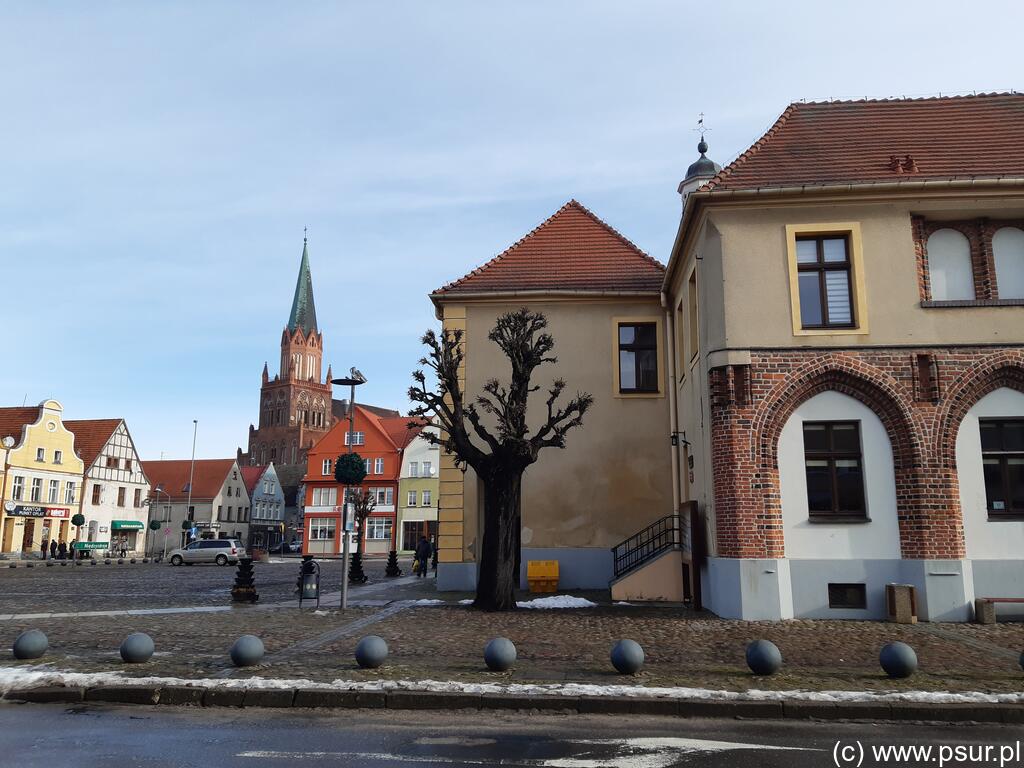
[[1, 1, 1021, 459]]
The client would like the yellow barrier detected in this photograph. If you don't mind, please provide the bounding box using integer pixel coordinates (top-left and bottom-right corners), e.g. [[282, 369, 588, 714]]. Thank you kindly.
[[527, 560, 559, 593]]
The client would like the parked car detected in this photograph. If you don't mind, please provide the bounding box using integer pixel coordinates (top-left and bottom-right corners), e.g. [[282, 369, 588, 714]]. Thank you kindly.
[[168, 539, 245, 566], [288, 540, 302, 553]]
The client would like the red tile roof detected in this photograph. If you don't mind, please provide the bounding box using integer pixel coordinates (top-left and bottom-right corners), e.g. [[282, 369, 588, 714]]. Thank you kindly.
[[141, 459, 237, 502], [434, 200, 664, 296], [239, 465, 266, 497], [705, 94, 1024, 192], [0, 407, 41, 445], [378, 414, 426, 451], [63, 419, 122, 468]]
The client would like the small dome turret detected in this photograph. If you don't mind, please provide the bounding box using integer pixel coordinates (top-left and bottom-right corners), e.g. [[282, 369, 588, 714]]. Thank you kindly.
[[684, 138, 721, 182]]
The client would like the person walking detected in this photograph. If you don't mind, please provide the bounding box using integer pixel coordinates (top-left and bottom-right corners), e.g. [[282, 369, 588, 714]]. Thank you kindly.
[[69, 538, 77, 561], [414, 536, 431, 578], [48, 539, 57, 560], [57, 541, 67, 560]]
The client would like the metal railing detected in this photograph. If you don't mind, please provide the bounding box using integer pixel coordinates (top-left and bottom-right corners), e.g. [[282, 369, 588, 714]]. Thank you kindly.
[[611, 514, 681, 579]]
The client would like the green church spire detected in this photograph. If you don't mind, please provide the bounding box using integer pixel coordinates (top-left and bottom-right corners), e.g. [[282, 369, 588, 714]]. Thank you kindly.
[[287, 231, 318, 335]]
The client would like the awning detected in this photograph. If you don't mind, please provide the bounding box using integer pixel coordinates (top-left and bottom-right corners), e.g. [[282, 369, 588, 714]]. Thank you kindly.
[[111, 520, 145, 530]]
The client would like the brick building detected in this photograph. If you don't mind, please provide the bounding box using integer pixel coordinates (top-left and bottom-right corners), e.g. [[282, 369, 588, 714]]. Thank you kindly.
[[662, 95, 1024, 621]]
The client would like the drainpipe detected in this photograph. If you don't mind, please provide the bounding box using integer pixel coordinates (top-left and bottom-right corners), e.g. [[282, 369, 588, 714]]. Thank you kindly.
[[662, 292, 681, 539]]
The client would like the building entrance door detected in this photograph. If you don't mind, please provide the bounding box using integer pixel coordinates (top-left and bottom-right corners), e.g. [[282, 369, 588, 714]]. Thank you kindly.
[[21, 519, 35, 552], [1, 518, 15, 552]]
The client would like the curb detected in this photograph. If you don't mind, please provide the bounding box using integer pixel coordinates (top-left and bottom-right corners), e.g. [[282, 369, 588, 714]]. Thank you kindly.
[[4, 559, 161, 569], [3, 685, 1022, 723]]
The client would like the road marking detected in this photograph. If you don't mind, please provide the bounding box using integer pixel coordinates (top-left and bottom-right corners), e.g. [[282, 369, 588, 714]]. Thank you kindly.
[[542, 736, 814, 768]]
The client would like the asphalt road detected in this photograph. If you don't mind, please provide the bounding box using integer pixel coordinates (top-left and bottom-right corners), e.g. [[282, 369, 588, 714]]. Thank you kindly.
[[0, 703, 1018, 767]]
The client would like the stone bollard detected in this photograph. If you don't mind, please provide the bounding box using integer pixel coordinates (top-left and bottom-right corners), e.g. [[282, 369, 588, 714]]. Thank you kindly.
[[879, 641, 918, 678], [610, 639, 644, 675], [120, 632, 155, 663], [484, 638, 517, 672], [355, 636, 389, 669], [13, 630, 48, 660], [230, 635, 265, 667], [745, 640, 783, 676]]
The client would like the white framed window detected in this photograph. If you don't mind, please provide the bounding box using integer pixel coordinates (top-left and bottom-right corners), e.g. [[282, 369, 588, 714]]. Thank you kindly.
[[407, 490, 417, 506], [65, 482, 76, 505], [371, 487, 394, 506], [422, 461, 432, 477], [12, 476, 24, 500], [30, 478, 42, 502], [309, 518, 336, 541], [409, 462, 419, 477], [344, 431, 365, 446], [422, 489, 432, 506], [35, 448, 45, 462], [364, 459, 372, 473], [312, 487, 338, 507], [927, 229, 975, 300], [48, 479, 59, 503], [374, 458, 384, 475], [322, 458, 332, 476], [993, 226, 1024, 299], [53, 450, 63, 465], [366, 517, 392, 540]]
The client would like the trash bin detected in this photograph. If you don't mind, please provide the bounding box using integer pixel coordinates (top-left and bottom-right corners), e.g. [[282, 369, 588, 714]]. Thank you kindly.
[[886, 584, 917, 624], [527, 560, 559, 593]]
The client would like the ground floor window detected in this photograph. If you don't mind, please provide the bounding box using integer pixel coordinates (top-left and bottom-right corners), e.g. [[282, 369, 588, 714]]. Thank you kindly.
[[980, 418, 1024, 517], [366, 517, 392, 540], [803, 421, 866, 520], [308, 518, 336, 541], [401, 520, 437, 550]]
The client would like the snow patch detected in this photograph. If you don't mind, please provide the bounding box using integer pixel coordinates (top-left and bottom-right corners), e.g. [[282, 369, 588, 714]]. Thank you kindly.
[[1, 665, 1022, 706], [458, 599, 473, 605], [516, 596, 598, 609], [410, 599, 444, 606]]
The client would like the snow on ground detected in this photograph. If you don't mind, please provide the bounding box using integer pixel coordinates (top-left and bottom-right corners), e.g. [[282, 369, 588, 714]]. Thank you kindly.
[[1, 665, 1022, 705], [516, 596, 598, 609], [458, 599, 473, 605], [409, 599, 444, 606]]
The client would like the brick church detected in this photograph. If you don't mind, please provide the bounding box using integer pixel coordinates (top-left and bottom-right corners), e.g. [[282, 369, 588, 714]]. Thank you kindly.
[[239, 236, 397, 524]]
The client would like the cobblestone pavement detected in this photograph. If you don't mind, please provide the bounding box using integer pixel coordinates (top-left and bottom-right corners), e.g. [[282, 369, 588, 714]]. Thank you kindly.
[[2, 559, 1022, 694], [1, 560, 1021, 694]]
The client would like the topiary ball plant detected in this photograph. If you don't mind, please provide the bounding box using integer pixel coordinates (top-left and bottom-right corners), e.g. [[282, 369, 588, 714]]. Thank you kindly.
[[334, 453, 367, 485]]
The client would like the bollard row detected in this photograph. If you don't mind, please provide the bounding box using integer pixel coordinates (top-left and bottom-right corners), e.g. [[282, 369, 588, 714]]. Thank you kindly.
[[10, 630, 1021, 678]]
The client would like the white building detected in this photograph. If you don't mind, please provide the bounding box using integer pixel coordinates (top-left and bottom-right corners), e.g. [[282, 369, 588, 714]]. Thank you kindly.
[[65, 418, 151, 556]]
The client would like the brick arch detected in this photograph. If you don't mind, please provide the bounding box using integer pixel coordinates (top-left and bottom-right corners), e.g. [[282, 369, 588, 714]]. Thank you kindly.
[[935, 350, 1024, 461], [743, 355, 925, 559]]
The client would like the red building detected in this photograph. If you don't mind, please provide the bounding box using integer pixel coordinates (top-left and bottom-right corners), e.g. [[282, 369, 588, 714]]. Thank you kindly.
[[302, 405, 423, 556]]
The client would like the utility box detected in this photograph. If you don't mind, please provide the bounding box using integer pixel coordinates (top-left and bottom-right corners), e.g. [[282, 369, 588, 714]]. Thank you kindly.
[[527, 560, 559, 593], [886, 583, 918, 624]]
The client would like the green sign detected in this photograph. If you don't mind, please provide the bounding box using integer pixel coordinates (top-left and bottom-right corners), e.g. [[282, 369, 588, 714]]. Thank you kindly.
[[111, 520, 145, 530], [73, 541, 108, 550]]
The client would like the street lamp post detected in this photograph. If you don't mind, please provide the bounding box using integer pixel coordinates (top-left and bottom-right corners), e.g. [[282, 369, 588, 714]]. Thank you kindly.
[[185, 420, 197, 547], [331, 368, 366, 610], [147, 487, 172, 559]]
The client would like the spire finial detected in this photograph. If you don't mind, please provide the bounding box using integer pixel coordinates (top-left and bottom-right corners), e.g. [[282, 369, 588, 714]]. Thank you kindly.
[[303, 225, 308, 244], [693, 113, 710, 155]]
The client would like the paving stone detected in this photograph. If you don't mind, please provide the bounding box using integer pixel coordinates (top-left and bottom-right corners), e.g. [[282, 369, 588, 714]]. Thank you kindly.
[[85, 686, 160, 705], [242, 688, 295, 708]]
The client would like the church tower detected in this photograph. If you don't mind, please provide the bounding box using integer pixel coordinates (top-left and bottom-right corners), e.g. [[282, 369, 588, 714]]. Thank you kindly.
[[243, 235, 336, 479]]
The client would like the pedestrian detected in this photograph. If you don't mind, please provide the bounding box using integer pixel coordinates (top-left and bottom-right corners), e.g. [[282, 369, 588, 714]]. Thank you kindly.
[[48, 539, 57, 560], [57, 541, 67, 560], [69, 538, 77, 561], [415, 536, 431, 578]]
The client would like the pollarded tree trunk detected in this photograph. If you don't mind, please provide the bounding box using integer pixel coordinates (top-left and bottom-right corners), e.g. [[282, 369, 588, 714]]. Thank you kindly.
[[473, 472, 521, 611]]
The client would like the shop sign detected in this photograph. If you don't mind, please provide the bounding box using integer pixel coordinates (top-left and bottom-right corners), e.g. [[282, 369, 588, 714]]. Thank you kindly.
[[9, 505, 46, 518], [73, 541, 108, 550], [48, 508, 70, 518]]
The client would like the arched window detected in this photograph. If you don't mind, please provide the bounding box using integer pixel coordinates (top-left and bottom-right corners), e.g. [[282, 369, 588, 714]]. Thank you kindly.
[[992, 227, 1024, 299], [927, 229, 974, 300]]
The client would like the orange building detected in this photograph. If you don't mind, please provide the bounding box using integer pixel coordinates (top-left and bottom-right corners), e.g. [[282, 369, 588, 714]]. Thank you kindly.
[[302, 405, 423, 556]]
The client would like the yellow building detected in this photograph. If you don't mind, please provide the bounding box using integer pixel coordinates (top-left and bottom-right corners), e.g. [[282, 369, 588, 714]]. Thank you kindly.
[[0, 400, 86, 556]]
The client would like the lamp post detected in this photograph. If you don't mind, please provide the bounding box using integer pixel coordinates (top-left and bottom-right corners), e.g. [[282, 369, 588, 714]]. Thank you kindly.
[[146, 487, 172, 559], [1, 436, 14, 555], [331, 368, 366, 610], [185, 420, 197, 547]]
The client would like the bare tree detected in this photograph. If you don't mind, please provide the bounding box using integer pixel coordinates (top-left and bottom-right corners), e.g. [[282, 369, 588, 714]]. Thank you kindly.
[[409, 308, 593, 610]]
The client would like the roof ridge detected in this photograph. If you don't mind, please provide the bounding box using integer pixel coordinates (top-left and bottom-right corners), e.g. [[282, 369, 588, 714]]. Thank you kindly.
[[434, 199, 663, 294], [789, 91, 1022, 106], [702, 103, 798, 191]]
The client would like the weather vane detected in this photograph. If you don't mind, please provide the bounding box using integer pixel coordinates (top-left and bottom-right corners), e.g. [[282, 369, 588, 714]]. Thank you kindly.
[[304, 225, 308, 243], [694, 112, 710, 140]]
